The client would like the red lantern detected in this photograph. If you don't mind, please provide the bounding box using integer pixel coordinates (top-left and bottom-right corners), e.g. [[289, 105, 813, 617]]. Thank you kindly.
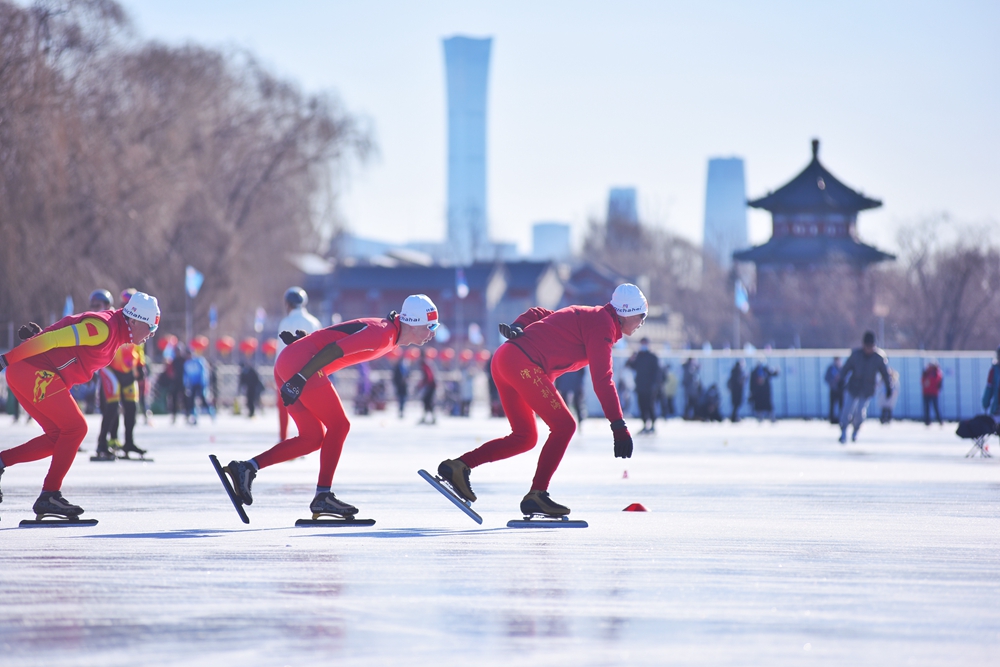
[[424, 347, 438, 359], [476, 349, 491, 362], [388, 347, 403, 360], [190, 335, 209, 353], [459, 349, 474, 362], [441, 348, 456, 361], [405, 347, 421, 360], [239, 337, 258, 356], [262, 338, 278, 357], [157, 334, 178, 352], [215, 335, 235, 355]]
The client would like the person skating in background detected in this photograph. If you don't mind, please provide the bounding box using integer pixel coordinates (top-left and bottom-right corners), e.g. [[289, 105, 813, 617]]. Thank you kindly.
[[435, 284, 645, 518], [824, 357, 843, 424], [837, 331, 891, 444], [555, 367, 587, 431], [749, 360, 779, 422], [237, 359, 264, 418], [981, 347, 1000, 420], [727, 360, 746, 423], [184, 346, 212, 424], [168, 343, 188, 424], [0, 293, 159, 519], [416, 347, 437, 425], [626, 337, 661, 434], [276, 287, 321, 439], [681, 358, 701, 420], [224, 295, 439, 518], [392, 355, 409, 418], [921, 360, 943, 426]]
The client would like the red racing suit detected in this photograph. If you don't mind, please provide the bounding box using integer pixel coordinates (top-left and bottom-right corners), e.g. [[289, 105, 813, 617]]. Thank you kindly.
[[252, 317, 402, 487], [2, 310, 134, 490], [460, 303, 624, 490]]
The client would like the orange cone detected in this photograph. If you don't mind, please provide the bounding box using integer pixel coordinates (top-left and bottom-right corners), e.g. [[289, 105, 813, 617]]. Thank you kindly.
[[623, 503, 648, 512]]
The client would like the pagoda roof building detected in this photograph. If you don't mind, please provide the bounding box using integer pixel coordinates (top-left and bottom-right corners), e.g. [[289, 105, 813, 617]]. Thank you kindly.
[[734, 139, 894, 267]]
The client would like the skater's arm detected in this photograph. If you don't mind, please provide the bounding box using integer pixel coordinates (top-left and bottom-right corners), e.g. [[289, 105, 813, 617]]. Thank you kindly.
[[1, 317, 111, 368], [584, 324, 624, 423], [512, 307, 552, 329], [278, 342, 344, 406]]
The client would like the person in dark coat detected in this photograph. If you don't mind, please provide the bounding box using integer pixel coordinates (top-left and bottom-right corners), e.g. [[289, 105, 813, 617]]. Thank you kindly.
[[726, 360, 746, 422], [626, 337, 661, 433], [238, 361, 264, 418], [392, 356, 409, 419], [681, 358, 701, 421], [749, 361, 779, 422], [837, 331, 891, 444]]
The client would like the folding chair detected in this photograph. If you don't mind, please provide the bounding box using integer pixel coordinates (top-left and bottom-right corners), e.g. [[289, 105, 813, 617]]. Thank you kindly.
[[956, 415, 997, 458]]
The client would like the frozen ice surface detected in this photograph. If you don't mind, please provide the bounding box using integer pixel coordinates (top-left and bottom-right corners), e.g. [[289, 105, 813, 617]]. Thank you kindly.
[[0, 411, 997, 666]]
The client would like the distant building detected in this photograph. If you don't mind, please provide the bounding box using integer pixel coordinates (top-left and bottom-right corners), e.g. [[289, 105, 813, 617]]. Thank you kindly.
[[703, 157, 747, 269], [734, 139, 894, 347], [443, 36, 492, 266], [532, 222, 572, 261], [607, 187, 638, 224]]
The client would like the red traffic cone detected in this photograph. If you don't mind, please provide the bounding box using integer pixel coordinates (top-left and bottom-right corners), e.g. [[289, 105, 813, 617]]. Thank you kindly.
[[623, 503, 648, 512]]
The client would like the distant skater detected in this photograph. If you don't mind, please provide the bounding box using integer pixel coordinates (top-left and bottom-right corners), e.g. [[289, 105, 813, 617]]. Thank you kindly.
[[837, 331, 891, 444]]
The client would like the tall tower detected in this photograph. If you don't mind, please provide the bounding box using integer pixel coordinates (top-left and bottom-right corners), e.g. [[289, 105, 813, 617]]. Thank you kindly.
[[703, 157, 748, 269], [443, 36, 492, 266]]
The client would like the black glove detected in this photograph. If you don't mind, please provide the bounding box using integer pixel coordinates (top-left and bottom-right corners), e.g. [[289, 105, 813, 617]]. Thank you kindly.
[[610, 419, 633, 458], [278, 330, 308, 346], [279, 373, 308, 406], [498, 323, 524, 340], [18, 322, 42, 340], [387, 310, 398, 322]]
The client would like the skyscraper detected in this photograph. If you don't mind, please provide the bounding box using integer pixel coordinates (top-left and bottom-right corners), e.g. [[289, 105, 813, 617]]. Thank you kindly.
[[607, 187, 638, 224], [531, 222, 572, 261], [443, 36, 492, 266], [703, 157, 748, 269]]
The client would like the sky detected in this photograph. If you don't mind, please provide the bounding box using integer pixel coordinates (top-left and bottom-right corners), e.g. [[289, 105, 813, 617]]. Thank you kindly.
[[120, 0, 1000, 256]]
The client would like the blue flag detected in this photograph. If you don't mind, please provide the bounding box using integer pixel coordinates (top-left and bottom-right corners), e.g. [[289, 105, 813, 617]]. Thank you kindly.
[[456, 268, 469, 299], [735, 279, 750, 314], [63, 296, 74, 317], [185, 266, 204, 298]]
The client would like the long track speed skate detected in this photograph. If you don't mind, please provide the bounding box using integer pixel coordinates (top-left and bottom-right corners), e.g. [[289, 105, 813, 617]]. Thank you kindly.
[[20, 515, 99, 527], [209, 455, 250, 524], [295, 515, 376, 527], [20, 492, 97, 527], [507, 514, 588, 528], [418, 469, 483, 524]]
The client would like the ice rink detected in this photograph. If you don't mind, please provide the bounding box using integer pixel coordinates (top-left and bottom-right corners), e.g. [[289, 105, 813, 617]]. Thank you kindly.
[[1, 409, 997, 666]]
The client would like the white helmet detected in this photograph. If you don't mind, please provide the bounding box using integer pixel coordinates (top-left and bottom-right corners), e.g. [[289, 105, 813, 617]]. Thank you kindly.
[[611, 283, 648, 316], [399, 294, 439, 330], [123, 292, 160, 333]]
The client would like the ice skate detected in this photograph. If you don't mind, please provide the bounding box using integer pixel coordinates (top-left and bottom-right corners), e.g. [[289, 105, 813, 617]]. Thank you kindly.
[[208, 455, 250, 524], [309, 492, 358, 519], [225, 460, 256, 505], [508, 491, 587, 528], [20, 491, 98, 527], [120, 443, 149, 460], [418, 468, 483, 524], [107, 438, 122, 452], [851, 428, 859, 442], [90, 446, 117, 462], [519, 490, 571, 517], [436, 458, 476, 502], [838, 429, 847, 445]]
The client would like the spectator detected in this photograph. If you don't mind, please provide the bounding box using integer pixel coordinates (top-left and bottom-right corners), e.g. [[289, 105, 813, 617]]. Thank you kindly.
[[681, 358, 701, 420], [921, 361, 943, 426], [626, 337, 661, 433], [660, 363, 678, 418], [555, 368, 587, 429], [837, 331, 891, 444], [824, 357, 844, 424], [749, 361, 779, 422], [238, 360, 264, 418], [876, 367, 899, 424], [727, 360, 746, 422], [416, 348, 436, 425], [981, 346, 1000, 419]]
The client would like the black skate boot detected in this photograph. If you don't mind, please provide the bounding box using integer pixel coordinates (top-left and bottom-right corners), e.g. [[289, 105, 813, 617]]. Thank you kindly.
[[520, 490, 570, 517], [121, 442, 147, 458], [226, 460, 256, 505], [437, 458, 477, 502], [309, 492, 358, 519], [92, 445, 116, 462], [32, 491, 84, 519]]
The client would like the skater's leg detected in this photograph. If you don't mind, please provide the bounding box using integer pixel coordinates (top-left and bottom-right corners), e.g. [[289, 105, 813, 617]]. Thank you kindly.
[[277, 395, 290, 441], [252, 375, 339, 469], [309, 388, 350, 488], [2, 363, 86, 491], [460, 346, 539, 468]]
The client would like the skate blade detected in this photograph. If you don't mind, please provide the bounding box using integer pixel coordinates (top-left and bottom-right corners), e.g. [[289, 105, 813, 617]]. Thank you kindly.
[[89, 455, 117, 462], [209, 454, 250, 524], [417, 469, 483, 525], [118, 454, 153, 462], [20, 516, 97, 527], [507, 514, 588, 528], [296, 516, 375, 527]]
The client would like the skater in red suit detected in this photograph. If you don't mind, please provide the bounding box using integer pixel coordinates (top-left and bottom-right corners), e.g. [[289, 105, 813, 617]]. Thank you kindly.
[[225, 295, 439, 518], [0, 293, 160, 519], [437, 283, 648, 517]]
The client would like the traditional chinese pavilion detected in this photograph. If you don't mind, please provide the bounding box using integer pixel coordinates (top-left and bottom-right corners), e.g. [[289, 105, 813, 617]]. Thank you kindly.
[[733, 139, 894, 346]]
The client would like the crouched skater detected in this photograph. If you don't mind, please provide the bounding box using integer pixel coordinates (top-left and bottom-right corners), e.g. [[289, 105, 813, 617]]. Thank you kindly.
[[0, 293, 160, 520], [225, 295, 439, 518], [436, 284, 648, 518]]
